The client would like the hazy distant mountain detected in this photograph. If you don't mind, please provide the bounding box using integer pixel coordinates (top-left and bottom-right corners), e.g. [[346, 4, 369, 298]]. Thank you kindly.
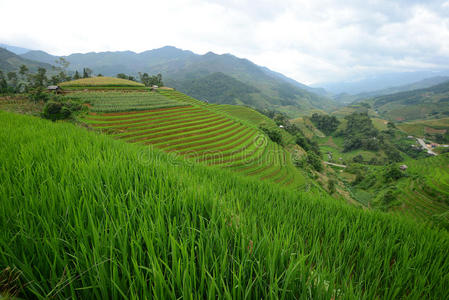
[[17, 45, 335, 114], [333, 76, 449, 104], [318, 71, 449, 95], [368, 80, 449, 121], [0, 43, 31, 55], [21, 50, 58, 65], [0, 47, 53, 72]]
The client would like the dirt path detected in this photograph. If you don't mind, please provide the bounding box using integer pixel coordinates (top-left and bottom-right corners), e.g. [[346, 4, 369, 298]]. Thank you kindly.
[[324, 161, 347, 168]]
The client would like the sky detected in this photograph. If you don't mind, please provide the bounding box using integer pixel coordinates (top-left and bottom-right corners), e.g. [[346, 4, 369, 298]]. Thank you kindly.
[[1, 0, 449, 85]]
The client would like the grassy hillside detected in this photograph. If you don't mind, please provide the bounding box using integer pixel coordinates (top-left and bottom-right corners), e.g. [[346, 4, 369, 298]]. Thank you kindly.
[[347, 155, 449, 226], [60, 76, 146, 89], [74, 89, 305, 187], [398, 117, 449, 143], [1, 111, 449, 298], [368, 81, 449, 121]]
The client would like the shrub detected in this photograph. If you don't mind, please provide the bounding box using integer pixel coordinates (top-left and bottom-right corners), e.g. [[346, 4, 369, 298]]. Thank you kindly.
[[28, 87, 49, 103], [259, 125, 282, 144], [306, 151, 323, 172], [328, 179, 336, 194], [384, 164, 404, 182], [41, 100, 82, 121]]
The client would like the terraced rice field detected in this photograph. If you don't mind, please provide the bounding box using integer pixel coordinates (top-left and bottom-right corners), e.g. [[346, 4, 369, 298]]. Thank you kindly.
[[71, 91, 186, 112], [60, 76, 145, 87], [80, 90, 305, 187], [391, 154, 449, 221]]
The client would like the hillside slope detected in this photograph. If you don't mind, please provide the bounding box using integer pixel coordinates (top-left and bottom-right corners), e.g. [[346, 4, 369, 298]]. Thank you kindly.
[[0, 48, 53, 72], [20, 46, 336, 115], [333, 76, 449, 104], [74, 89, 305, 187], [369, 81, 449, 121], [1, 111, 449, 299]]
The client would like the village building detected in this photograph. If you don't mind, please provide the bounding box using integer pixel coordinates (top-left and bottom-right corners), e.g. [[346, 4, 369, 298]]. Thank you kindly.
[[47, 85, 62, 93]]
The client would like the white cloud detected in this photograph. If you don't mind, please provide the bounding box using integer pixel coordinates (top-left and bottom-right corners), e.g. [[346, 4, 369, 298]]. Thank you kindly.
[[1, 0, 449, 84]]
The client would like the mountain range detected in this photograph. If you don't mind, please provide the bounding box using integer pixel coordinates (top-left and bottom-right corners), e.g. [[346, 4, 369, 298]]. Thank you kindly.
[[9, 45, 335, 115], [2, 43, 449, 120]]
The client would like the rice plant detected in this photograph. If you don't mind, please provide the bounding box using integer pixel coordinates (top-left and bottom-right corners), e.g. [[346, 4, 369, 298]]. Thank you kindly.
[[1, 110, 449, 299]]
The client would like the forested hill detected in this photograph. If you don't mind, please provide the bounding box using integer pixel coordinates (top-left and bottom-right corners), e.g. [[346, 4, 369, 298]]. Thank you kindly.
[[369, 80, 449, 121], [0, 48, 53, 72], [17, 45, 336, 115]]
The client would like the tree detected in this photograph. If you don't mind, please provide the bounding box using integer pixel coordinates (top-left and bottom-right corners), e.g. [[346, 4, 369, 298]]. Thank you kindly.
[[7, 72, 18, 91], [82, 68, 92, 78], [306, 151, 323, 172], [73, 71, 81, 80], [384, 164, 404, 182], [19, 65, 28, 78], [310, 113, 340, 135], [32, 68, 47, 88], [0, 71, 8, 93], [55, 57, 70, 70], [259, 125, 282, 145], [138, 72, 163, 86], [117, 73, 128, 79], [49, 75, 60, 85]]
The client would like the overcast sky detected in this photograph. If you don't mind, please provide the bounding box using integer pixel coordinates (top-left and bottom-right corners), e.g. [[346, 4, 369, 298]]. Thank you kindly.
[[1, 0, 449, 84]]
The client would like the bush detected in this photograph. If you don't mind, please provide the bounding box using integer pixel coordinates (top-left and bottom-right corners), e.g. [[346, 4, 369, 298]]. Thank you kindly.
[[28, 87, 49, 103], [384, 164, 404, 182], [310, 113, 340, 135], [42, 100, 82, 121], [259, 125, 282, 145], [306, 151, 323, 172], [381, 188, 397, 206], [328, 179, 336, 194]]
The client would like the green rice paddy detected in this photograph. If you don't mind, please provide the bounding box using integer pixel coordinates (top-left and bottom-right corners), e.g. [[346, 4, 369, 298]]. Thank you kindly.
[[1, 111, 449, 299]]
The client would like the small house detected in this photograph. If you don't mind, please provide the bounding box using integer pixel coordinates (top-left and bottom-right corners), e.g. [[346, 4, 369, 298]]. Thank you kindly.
[[279, 125, 284, 128], [47, 85, 62, 94], [399, 165, 408, 171], [150, 85, 159, 92]]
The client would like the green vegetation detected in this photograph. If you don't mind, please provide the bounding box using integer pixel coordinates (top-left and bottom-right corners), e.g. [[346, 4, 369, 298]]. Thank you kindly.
[[346, 155, 449, 228], [60, 76, 145, 88], [310, 113, 340, 135], [1, 111, 449, 299], [69, 91, 184, 112], [398, 117, 449, 144], [79, 89, 305, 187], [168, 72, 259, 105], [368, 80, 449, 121], [41, 99, 83, 121], [340, 112, 380, 152]]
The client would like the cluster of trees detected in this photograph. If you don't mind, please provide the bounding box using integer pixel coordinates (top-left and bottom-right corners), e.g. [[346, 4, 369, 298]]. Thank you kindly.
[[340, 112, 380, 152], [139, 72, 163, 87], [42, 97, 83, 121], [0, 65, 49, 93], [0, 58, 98, 94], [1, 57, 164, 94], [116, 73, 136, 81], [116, 72, 164, 87], [310, 113, 340, 135], [259, 110, 323, 172]]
